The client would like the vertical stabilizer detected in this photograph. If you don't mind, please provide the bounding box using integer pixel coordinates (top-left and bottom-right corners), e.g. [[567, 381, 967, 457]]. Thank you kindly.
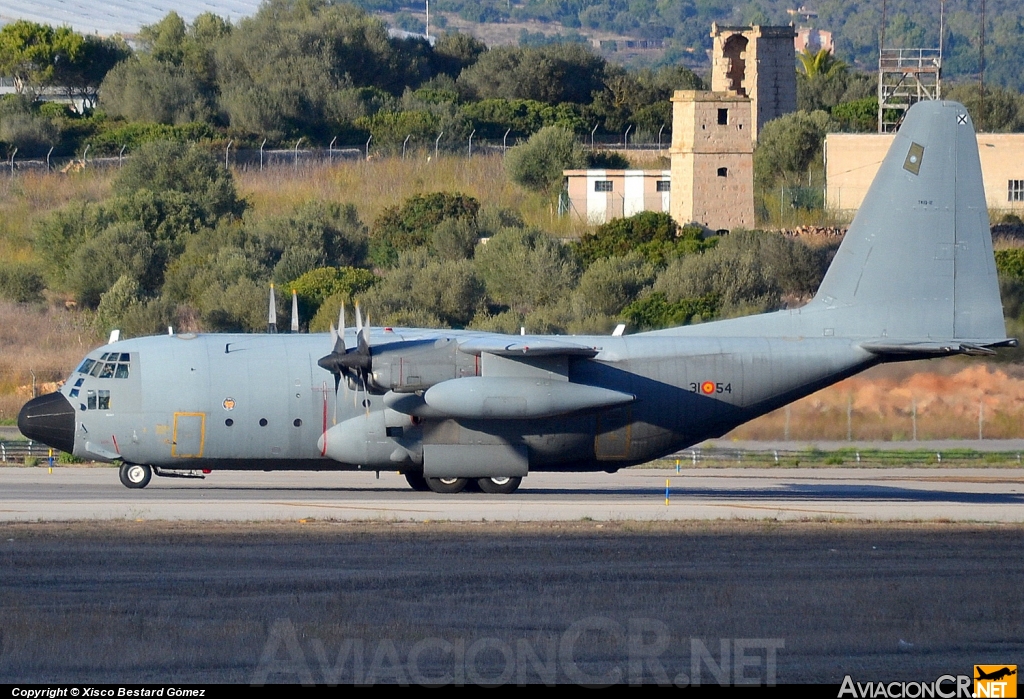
[[814, 100, 1005, 342]]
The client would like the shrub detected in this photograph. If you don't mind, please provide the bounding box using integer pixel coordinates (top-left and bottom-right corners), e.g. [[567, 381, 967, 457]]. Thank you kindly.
[[504, 125, 587, 192], [0, 262, 45, 303], [370, 192, 479, 266], [622, 292, 719, 330], [573, 212, 711, 267]]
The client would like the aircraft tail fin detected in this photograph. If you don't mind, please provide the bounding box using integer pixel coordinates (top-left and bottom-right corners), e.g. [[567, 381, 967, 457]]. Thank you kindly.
[[814, 100, 1007, 343]]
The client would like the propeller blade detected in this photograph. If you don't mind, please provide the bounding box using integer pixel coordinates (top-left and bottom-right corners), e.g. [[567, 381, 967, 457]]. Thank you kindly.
[[267, 283, 277, 334], [355, 302, 363, 333], [291, 289, 299, 333]]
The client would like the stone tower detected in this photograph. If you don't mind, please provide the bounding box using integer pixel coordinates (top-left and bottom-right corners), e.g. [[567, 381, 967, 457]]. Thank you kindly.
[[710, 23, 797, 141], [669, 90, 754, 231]]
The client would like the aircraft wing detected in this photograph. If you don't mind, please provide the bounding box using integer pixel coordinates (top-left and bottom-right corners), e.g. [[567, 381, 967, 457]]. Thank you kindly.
[[457, 336, 601, 357]]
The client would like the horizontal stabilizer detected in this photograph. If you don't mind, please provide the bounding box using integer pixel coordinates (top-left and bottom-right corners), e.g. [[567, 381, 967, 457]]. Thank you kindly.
[[860, 338, 1017, 357]]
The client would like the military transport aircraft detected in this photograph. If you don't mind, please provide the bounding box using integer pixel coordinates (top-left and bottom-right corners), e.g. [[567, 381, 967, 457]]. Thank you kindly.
[[18, 100, 1015, 494]]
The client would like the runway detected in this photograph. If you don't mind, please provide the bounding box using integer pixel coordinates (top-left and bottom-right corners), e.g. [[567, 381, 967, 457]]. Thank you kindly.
[[2, 465, 1023, 521]]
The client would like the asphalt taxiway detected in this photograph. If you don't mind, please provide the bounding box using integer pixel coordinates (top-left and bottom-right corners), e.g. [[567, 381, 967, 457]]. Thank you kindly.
[[1, 465, 1022, 521]]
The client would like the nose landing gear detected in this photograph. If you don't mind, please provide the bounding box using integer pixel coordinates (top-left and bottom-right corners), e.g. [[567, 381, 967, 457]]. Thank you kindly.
[[119, 463, 152, 489]]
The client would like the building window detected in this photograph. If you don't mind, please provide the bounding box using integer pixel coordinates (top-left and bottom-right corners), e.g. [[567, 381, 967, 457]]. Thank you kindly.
[[594, 180, 613, 192], [718, 108, 729, 125], [1010, 180, 1024, 202], [656, 181, 670, 192], [717, 167, 728, 177]]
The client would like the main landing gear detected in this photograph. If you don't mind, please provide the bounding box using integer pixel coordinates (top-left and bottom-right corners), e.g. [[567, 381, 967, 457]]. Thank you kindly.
[[408, 474, 522, 494], [119, 462, 152, 489]]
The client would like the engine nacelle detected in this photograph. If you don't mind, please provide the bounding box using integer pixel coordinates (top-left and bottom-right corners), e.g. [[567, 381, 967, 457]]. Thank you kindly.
[[318, 409, 422, 467], [367, 337, 477, 393]]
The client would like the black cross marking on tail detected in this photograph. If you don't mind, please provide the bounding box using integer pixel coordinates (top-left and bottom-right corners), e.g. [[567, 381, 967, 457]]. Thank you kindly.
[[957, 113, 968, 125]]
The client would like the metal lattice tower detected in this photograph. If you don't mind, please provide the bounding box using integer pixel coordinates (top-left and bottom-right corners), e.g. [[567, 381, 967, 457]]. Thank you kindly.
[[878, 48, 942, 133]]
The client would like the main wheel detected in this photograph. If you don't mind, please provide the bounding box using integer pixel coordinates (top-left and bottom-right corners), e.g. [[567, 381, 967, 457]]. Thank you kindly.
[[426, 477, 468, 494], [405, 472, 430, 491], [477, 476, 522, 494], [119, 463, 152, 489]]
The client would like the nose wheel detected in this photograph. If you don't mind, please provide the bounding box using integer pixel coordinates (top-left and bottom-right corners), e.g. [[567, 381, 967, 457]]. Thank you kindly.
[[119, 463, 152, 489]]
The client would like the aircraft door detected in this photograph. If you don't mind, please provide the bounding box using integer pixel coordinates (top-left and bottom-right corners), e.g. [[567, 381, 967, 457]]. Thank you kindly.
[[172, 412, 205, 458]]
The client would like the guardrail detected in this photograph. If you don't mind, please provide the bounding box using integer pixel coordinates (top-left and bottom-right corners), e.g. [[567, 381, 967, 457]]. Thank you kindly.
[[0, 440, 56, 463], [668, 446, 1024, 466]]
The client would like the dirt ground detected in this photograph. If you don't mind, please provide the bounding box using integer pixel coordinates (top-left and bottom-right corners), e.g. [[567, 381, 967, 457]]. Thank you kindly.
[[729, 359, 1024, 441], [0, 521, 1021, 685]]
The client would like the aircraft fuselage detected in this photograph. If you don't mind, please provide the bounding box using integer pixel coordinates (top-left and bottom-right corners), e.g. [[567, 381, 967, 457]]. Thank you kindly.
[[46, 329, 876, 473]]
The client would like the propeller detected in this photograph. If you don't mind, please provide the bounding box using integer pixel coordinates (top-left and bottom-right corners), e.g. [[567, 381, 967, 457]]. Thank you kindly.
[[317, 300, 373, 420]]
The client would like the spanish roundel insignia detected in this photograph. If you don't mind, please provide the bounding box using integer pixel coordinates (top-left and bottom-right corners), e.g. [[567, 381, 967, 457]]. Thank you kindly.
[[223, 398, 236, 411], [701, 381, 715, 395]]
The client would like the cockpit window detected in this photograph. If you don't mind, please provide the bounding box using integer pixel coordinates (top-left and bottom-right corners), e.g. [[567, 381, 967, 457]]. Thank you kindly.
[[78, 354, 131, 378]]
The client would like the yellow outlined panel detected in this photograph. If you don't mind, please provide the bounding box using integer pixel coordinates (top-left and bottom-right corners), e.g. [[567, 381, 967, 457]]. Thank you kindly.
[[595, 407, 632, 460], [172, 412, 206, 458]]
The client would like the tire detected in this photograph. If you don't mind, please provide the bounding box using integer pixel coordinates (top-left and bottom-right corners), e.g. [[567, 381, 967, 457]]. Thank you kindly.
[[405, 472, 429, 492], [476, 476, 522, 494], [119, 463, 152, 489], [426, 477, 468, 494]]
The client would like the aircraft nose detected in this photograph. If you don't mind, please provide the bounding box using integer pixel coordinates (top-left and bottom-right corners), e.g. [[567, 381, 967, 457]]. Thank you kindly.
[[18, 392, 76, 454]]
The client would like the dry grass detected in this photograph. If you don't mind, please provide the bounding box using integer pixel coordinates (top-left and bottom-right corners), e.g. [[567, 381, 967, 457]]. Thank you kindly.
[[0, 302, 103, 422], [729, 359, 1024, 441], [234, 154, 593, 238], [0, 168, 113, 261]]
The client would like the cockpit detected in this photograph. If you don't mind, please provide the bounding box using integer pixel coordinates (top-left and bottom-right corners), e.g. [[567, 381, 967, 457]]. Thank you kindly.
[[76, 352, 132, 380], [68, 352, 133, 410]]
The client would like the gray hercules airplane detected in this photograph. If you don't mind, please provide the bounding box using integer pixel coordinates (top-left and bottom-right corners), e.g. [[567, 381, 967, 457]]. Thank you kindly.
[[17, 100, 1016, 493]]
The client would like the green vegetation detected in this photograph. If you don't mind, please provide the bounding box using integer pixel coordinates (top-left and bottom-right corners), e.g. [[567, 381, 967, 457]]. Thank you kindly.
[[0, 1, 705, 160]]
